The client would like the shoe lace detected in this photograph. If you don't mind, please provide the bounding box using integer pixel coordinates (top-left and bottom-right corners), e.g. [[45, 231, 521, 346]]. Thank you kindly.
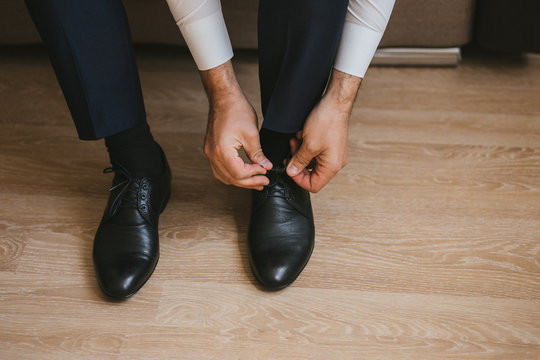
[[265, 168, 292, 200], [103, 165, 139, 216]]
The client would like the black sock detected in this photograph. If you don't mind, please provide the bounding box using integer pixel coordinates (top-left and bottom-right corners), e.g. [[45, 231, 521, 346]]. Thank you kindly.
[[104, 122, 164, 176], [259, 128, 294, 167]]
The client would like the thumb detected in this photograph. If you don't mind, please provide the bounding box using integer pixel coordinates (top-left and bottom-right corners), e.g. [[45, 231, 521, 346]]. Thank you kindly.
[[243, 137, 272, 170], [287, 142, 316, 177]]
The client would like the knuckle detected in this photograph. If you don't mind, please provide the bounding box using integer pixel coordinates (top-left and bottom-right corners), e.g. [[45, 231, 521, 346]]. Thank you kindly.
[[295, 154, 311, 166], [299, 158, 311, 166], [229, 168, 242, 179], [246, 131, 259, 142], [303, 141, 318, 154], [203, 145, 211, 157], [250, 148, 264, 159]]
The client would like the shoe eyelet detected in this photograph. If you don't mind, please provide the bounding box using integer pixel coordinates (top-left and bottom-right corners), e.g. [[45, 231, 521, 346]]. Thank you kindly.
[[141, 194, 146, 200], [142, 183, 149, 190], [141, 205, 147, 211]]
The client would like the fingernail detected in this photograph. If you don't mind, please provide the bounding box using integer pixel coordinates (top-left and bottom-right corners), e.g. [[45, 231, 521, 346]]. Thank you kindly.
[[288, 165, 298, 176], [260, 159, 268, 167]]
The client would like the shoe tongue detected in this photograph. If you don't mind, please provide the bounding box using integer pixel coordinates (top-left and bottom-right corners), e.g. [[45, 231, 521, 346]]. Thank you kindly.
[[107, 175, 146, 225], [121, 183, 139, 207], [266, 167, 286, 183], [265, 168, 290, 197]]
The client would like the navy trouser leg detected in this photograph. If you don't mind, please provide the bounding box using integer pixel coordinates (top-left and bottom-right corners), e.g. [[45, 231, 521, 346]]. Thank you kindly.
[[25, 0, 146, 140], [258, 0, 349, 133]]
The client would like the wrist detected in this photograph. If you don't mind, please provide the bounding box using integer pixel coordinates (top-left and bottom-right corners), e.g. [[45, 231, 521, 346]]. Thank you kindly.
[[324, 69, 362, 114], [200, 61, 244, 106]]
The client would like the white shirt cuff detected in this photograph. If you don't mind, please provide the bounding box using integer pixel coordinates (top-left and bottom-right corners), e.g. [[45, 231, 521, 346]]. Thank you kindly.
[[333, 21, 384, 78], [177, 11, 234, 71]]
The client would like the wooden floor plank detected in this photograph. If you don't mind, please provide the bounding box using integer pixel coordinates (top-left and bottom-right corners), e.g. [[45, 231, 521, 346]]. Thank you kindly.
[[1, 46, 539, 359]]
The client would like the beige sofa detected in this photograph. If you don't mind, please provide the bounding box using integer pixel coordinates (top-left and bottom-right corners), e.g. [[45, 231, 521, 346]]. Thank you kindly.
[[0, 0, 475, 61]]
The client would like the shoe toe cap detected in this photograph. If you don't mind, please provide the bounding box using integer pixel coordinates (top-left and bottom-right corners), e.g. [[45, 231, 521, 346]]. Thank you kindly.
[[250, 243, 313, 290], [94, 254, 156, 299]]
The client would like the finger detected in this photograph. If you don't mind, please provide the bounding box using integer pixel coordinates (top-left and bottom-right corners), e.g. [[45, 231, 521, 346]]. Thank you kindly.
[[223, 150, 267, 179], [291, 170, 331, 193], [307, 171, 330, 193], [209, 151, 251, 184], [211, 163, 268, 190], [231, 174, 270, 190], [208, 162, 232, 185], [286, 142, 318, 177], [289, 137, 300, 155], [242, 162, 269, 176], [243, 139, 273, 170], [290, 161, 336, 193], [290, 171, 314, 192], [307, 162, 338, 192]]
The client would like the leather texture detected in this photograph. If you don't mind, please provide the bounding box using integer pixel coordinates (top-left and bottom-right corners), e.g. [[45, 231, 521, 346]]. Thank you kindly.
[[93, 147, 171, 299], [248, 168, 315, 290]]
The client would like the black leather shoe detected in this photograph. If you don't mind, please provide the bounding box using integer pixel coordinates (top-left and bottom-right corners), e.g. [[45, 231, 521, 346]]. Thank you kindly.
[[93, 150, 171, 299], [248, 168, 315, 290]]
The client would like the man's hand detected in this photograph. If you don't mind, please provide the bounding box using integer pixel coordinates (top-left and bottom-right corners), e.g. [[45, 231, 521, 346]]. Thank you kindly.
[[286, 69, 362, 193], [200, 61, 272, 190]]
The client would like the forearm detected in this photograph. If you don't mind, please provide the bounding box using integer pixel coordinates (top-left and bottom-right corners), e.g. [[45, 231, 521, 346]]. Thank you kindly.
[[323, 69, 363, 117], [199, 61, 244, 107]]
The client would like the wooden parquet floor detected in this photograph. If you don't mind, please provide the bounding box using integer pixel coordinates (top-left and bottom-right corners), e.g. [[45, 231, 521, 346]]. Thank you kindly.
[[1, 46, 539, 359]]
